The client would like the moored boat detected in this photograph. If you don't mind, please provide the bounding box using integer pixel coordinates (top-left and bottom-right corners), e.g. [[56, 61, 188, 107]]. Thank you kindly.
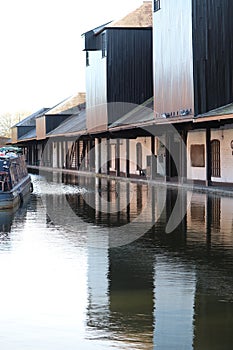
[[0, 153, 32, 209]]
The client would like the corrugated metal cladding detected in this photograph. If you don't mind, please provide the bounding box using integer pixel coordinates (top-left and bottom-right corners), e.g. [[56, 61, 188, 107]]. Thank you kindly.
[[107, 28, 153, 125], [153, 0, 194, 117], [192, 0, 233, 115]]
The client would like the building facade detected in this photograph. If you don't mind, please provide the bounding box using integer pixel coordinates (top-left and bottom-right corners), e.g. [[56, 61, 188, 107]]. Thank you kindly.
[[10, 0, 233, 187]]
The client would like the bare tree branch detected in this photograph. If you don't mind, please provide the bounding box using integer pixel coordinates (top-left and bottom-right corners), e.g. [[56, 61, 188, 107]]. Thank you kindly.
[[0, 111, 31, 137]]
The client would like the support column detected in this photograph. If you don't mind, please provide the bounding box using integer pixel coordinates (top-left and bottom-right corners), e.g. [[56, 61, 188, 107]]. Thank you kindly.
[[116, 139, 120, 177], [151, 136, 156, 180], [165, 133, 171, 181], [77, 140, 80, 169], [180, 130, 187, 184], [95, 138, 101, 174], [56, 141, 59, 168], [28, 145, 32, 165], [90, 139, 95, 172], [61, 141, 64, 168], [206, 127, 212, 186], [65, 141, 68, 169], [106, 138, 110, 175], [126, 139, 130, 178]]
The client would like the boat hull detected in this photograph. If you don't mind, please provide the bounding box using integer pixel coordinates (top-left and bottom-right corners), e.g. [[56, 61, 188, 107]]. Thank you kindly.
[[0, 175, 32, 209]]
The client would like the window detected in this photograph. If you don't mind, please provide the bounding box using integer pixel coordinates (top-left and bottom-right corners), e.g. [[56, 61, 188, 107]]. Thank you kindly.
[[154, 0, 161, 12], [86, 51, 89, 66], [211, 140, 221, 177], [190, 144, 205, 167], [101, 32, 106, 58]]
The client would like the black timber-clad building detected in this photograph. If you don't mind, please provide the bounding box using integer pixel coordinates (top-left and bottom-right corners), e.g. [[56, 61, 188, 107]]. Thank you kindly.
[[83, 1, 153, 132], [192, 0, 233, 115]]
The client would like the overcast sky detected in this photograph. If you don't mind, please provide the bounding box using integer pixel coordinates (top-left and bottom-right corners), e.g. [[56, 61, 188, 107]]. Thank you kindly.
[[0, 0, 144, 114]]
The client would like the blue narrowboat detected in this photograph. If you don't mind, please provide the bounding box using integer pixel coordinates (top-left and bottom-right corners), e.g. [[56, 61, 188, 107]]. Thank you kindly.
[[0, 153, 32, 209]]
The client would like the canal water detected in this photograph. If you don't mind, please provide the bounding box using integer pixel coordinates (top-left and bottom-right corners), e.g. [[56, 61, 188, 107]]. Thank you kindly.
[[0, 173, 233, 350]]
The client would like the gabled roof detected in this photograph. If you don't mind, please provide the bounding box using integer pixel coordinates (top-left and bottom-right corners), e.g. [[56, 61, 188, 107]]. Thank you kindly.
[[46, 92, 86, 115], [13, 108, 50, 127]]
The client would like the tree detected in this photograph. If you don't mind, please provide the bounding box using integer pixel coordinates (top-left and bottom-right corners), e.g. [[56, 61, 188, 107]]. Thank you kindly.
[[0, 111, 31, 138]]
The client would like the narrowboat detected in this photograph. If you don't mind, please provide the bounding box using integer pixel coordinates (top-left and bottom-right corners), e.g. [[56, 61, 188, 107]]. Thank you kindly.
[[0, 153, 32, 209]]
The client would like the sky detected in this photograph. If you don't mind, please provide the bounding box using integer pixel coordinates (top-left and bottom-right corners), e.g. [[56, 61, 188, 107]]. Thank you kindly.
[[0, 0, 144, 114]]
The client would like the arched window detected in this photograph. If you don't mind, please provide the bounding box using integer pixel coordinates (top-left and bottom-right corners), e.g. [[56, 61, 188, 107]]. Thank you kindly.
[[136, 143, 142, 170], [211, 139, 221, 177]]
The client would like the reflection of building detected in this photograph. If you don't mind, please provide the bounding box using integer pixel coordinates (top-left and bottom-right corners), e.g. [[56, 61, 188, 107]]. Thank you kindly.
[[86, 232, 110, 332], [108, 244, 155, 347], [154, 256, 196, 349], [36, 173, 233, 348]]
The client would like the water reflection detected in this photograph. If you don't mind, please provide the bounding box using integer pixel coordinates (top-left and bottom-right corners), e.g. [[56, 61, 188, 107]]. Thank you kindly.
[[39, 174, 233, 348], [0, 194, 31, 250], [1, 173, 233, 349]]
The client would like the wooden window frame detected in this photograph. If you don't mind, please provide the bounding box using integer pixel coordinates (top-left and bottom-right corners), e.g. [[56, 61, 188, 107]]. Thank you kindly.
[[211, 139, 221, 178], [190, 144, 205, 167]]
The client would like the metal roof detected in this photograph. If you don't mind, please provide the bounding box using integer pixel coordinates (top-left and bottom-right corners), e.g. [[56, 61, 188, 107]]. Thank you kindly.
[[47, 110, 86, 137], [195, 102, 233, 118], [110, 98, 154, 128], [13, 108, 50, 127]]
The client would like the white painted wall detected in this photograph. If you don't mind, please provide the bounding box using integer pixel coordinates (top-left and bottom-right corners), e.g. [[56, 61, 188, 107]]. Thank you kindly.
[[211, 129, 233, 183], [187, 128, 233, 183], [129, 137, 152, 175]]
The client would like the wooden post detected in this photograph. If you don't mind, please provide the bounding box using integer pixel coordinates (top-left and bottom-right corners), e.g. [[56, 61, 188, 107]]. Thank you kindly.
[[165, 133, 171, 181], [98, 138, 101, 174], [180, 130, 187, 184], [126, 139, 130, 177], [151, 136, 155, 180], [89, 139, 95, 172], [206, 127, 212, 186], [106, 138, 110, 175], [116, 139, 120, 177]]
